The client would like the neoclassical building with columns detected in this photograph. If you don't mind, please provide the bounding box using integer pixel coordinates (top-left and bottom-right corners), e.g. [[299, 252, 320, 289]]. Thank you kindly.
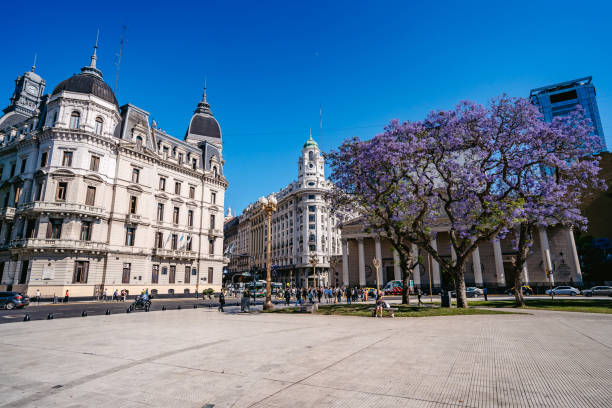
[[0, 47, 227, 298], [333, 217, 583, 291]]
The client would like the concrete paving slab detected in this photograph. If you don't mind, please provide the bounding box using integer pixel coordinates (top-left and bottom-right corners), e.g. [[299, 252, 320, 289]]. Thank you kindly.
[[0, 308, 610, 407]]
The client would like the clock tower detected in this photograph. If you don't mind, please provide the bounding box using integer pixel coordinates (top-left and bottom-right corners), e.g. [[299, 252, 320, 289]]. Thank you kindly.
[[2, 62, 46, 117]]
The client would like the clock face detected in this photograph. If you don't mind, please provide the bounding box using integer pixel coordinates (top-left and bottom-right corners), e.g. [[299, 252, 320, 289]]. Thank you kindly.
[[26, 84, 37, 95]]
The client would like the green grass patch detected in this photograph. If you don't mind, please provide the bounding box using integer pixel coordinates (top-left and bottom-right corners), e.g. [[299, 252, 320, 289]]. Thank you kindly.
[[467, 299, 612, 314], [267, 303, 520, 318]]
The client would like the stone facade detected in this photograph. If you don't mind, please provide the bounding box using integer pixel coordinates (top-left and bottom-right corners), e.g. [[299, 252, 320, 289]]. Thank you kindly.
[[334, 218, 583, 292], [224, 135, 349, 287], [0, 48, 227, 298]]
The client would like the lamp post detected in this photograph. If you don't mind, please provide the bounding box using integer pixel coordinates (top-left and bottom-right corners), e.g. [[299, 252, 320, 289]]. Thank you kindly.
[[258, 195, 277, 310], [309, 254, 318, 289], [372, 257, 381, 299]]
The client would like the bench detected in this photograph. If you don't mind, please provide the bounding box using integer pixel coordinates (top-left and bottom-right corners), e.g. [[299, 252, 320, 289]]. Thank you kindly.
[[368, 307, 398, 318], [296, 304, 318, 313]]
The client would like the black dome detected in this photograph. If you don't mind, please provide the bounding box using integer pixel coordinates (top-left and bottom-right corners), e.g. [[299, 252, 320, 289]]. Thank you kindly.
[[52, 73, 118, 107], [189, 115, 221, 138]]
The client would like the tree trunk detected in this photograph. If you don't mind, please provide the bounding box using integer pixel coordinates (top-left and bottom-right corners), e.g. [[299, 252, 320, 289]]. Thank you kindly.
[[401, 268, 411, 305], [510, 222, 533, 307], [514, 273, 525, 307], [455, 264, 468, 308]]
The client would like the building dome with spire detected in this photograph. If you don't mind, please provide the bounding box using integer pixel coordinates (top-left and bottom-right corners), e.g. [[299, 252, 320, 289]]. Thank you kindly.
[[185, 88, 221, 143], [303, 134, 319, 149], [51, 43, 118, 108]]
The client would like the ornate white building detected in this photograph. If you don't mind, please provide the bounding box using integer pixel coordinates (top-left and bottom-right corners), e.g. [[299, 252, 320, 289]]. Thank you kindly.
[[224, 134, 348, 287], [0, 46, 227, 298]]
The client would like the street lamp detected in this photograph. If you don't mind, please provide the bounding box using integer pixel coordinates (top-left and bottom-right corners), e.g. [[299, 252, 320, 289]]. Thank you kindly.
[[309, 254, 318, 289], [372, 257, 381, 299], [259, 195, 277, 310]]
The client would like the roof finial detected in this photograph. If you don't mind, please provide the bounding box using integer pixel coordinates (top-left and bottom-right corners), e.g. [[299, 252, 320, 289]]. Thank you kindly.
[[309, 128, 312, 140], [31, 53, 37, 72], [202, 76, 207, 102], [89, 28, 100, 69]]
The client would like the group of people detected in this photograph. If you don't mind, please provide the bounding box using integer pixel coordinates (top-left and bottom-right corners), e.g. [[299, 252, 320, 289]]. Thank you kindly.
[[278, 286, 381, 306]]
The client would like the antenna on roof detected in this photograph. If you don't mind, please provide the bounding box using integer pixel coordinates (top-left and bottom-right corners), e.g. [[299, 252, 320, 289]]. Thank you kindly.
[[114, 25, 127, 95], [31, 53, 37, 72], [319, 104, 323, 138]]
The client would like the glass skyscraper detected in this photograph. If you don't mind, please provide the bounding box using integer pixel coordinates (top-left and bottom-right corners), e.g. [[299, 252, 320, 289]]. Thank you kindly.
[[530, 76, 606, 151]]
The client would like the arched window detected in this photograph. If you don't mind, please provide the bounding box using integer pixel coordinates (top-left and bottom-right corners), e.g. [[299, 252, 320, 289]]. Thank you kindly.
[[213, 166, 218, 177], [308, 151, 314, 161], [94, 117, 103, 135], [136, 135, 143, 148], [69, 111, 80, 129]]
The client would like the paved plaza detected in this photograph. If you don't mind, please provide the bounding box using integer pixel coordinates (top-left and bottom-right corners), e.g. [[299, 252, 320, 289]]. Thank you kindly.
[[0, 308, 611, 408]]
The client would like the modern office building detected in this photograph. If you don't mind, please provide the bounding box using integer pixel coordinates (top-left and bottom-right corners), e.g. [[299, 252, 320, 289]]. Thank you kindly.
[[0, 46, 227, 298], [530, 76, 606, 151]]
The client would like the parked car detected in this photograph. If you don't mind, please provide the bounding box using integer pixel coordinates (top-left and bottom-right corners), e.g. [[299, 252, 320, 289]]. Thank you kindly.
[[544, 286, 580, 296], [0, 292, 30, 309], [451, 287, 483, 298], [582, 286, 612, 297], [506, 285, 534, 296], [383, 280, 403, 295]]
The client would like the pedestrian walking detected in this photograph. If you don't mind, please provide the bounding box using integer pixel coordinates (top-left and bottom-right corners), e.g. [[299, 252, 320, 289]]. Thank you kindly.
[[284, 289, 291, 306], [35, 289, 41, 304], [417, 288, 423, 306], [64, 289, 70, 303], [218, 291, 225, 312], [483, 287, 488, 301], [346, 288, 351, 304], [103, 288, 108, 301], [317, 288, 322, 303], [121, 289, 126, 302]]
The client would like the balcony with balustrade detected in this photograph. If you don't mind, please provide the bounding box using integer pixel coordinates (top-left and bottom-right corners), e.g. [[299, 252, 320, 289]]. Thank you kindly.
[[151, 248, 197, 260], [19, 201, 106, 219], [10, 238, 109, 253], [0, 207, 16, 220]]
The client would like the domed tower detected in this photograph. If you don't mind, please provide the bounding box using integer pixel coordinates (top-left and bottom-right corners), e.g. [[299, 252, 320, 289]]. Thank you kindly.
[[46, 42, 120, 135], [298, 131, 324, 186], [0, 60, 46, 130], [185, 88, 224, 175]]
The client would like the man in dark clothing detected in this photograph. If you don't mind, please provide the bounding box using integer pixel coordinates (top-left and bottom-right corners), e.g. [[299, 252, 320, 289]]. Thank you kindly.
[[284, 289, 291, 306], [483, 287, 488, 301], [218, 292, 225, 312]]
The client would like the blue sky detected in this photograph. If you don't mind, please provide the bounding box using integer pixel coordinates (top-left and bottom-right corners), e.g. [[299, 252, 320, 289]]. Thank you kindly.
[[1, 0, 610, 214]]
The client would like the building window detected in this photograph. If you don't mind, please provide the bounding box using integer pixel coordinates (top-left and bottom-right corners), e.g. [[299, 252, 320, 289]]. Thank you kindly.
[[173, 207, 179, 224], [90, 155, 100, 171], [309, 214, 315, 222], [209, 239, 214, 255], [169, 265, 176, 283], [47, 219, 62, 239], [0, 166, 3, 179], [40, 152, 48, 168], [171, 234, 178, 250], [9, 163, 15, 177], [85, 186, 96, 206], [186, 236, 192, 250], [174, 182, 181, 195], [309, 245, 316, 251], [208, 267, 214, 284], [129, 196, 137, 214], [34, 182, 42, 201], [159, 177, 166, 191], [162, 146, 169, 159], [184, 265, 191, 284], [210, 214, 215, 230], [80, 221, 91, 241], [56, 182, 67, 201], [309, 224, 315, 230], [211, 191, 216, 204], [189, 186, 195, 199], [125, 227, 136, 246], [20, 158, 27, 174], [187, 210, 193, 227], [122, 263, 131, 284], [309, 205, 315, 212], [69, 111, 80, 129], [131, 168, 140, 183], [73, 261, 89, 283], [155, 232, 163, 248], [152, 265, 159, 284], [62, 151, 73, 167], [192, 158, 197, 169], [178, 153, 183, 165], [157, 203, 164, 221], [136, 135, 143, 148], [94, 117, 103, 135], [308, 195, 315, 200]]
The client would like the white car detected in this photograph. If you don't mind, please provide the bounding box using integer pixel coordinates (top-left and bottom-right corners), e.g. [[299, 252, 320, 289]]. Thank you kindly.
[[582, 286, 612, 297], [544, 286, 580, 296]]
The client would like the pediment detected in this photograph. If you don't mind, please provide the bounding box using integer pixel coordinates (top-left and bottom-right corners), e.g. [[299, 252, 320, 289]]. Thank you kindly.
[[171, 197, 184, 204], [50, 169, 76, 179], [126, 184, 144, 195], [84, 174, 104, 185], [155, 193, 169, 201]]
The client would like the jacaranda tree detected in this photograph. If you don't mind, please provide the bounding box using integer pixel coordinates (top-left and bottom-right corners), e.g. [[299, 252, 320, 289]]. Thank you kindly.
[[328, 96, 601, 308]]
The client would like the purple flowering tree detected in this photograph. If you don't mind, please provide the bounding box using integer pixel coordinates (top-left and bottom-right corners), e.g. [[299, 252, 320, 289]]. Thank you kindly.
[[504, 109, 605, 306], [328, 97, 595, 308]]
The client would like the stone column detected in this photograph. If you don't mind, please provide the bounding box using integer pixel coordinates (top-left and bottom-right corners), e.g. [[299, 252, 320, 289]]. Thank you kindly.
[[341, 239, 349, 286], [411, 244, 420, 286], [538, 227, 554, 285], [492, 238, 506, 286], [565, 227, 583, 285], [431, 237, 441, 286], [393, 249, 401, 281], [374, 237, 382, 284], [472, 247, 483, 286], [357, 238, 365, 286]]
